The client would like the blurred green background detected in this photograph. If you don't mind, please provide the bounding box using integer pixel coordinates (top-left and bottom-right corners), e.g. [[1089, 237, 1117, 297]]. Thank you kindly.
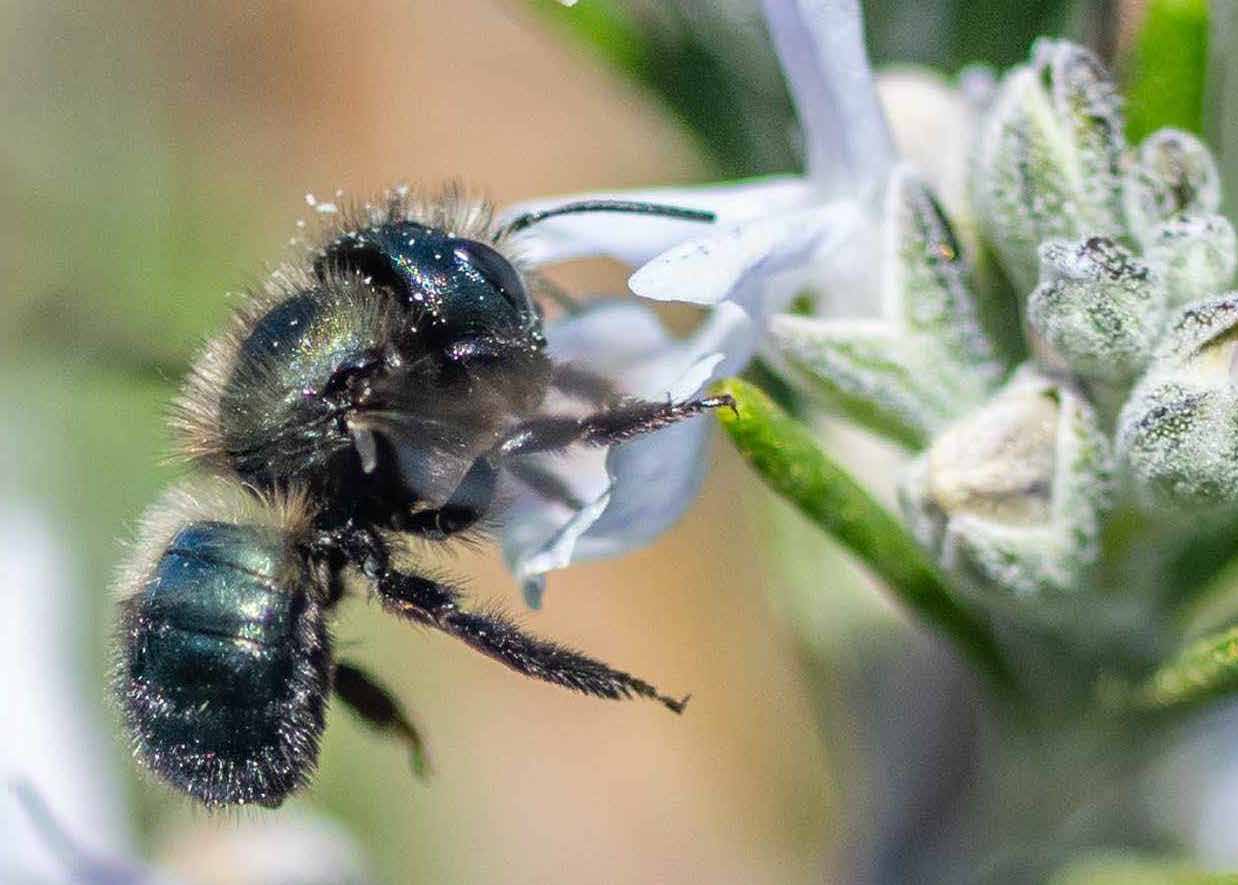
[[1, 1, 1178, 883]]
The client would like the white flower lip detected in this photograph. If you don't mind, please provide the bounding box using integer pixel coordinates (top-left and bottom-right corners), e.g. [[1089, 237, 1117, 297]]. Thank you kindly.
[[498, 176, 816, 269], [629, 201, 864, 308], [759, 0, 896, 197]]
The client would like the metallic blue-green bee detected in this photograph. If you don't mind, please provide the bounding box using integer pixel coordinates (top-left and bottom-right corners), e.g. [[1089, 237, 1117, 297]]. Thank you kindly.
[[115, 187, 725, 808]]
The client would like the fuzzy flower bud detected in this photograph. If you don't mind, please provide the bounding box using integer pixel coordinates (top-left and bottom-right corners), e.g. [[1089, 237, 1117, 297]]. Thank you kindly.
[[1143, 214, 1237, 308], [901, 367, 1113, 597], [1123, 128, 1222, 246], [972, 39, 1126, 292], [1026, 236, 1167, 383], [1118, 295, 1238, 513]]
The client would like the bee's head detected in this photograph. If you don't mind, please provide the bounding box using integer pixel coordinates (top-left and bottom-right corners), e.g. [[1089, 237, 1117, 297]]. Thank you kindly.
[[316, 219, 544, 347]]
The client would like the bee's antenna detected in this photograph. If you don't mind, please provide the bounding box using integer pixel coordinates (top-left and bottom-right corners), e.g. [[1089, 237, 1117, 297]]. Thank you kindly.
[[495, 200, 715, 241]]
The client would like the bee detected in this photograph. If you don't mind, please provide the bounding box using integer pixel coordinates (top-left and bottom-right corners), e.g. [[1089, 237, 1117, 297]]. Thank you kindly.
[[115, 186, 729, 808]]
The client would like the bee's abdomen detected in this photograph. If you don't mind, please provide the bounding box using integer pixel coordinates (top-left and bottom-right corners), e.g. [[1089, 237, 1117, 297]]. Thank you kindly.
[[118, 521, 329, 808]]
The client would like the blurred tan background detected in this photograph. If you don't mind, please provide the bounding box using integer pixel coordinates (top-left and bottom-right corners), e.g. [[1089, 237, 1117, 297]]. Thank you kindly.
[[2, 2, 848, 883]]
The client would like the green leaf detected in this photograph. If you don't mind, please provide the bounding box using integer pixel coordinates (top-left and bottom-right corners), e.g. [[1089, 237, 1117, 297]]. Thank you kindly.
[[714, 377, 1017, 694], [972, 40, 1127, 292], [901, 366, 1114, 600], [1126, 624, 1238, 710], [885, 168, 1001, 378], [1027, 237, 1167, 384], [1123, 0, 1210, 143], [768, 168, 1002, 449]]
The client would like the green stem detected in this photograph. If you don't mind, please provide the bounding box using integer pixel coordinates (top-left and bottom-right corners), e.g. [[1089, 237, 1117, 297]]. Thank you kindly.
[[714, 378, 1018, 695]]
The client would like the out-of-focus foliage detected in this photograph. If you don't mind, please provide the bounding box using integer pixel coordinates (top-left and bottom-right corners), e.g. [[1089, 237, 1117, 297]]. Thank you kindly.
[[530, 0, 1084, 178], [1209, 0, 1238, 218], [1122, 0, 1210, 142], [1130, 626, 1238, 712], [528, 0, 798, 176], [1050, 853, 1238, 884], [863, 0, 1076, 72]]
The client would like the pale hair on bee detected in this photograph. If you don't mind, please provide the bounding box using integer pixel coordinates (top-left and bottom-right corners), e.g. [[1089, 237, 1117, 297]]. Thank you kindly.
[[112, 478, 318, 604], [305, 180, 504, 252]]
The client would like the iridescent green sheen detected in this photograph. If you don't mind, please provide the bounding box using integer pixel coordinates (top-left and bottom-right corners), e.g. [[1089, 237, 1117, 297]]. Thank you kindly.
[[218, 288, 387, 482], [130, 521, 299, 711]]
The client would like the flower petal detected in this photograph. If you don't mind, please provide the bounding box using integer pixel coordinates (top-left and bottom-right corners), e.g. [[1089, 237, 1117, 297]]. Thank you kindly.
[[499, 176, 814, 267], [1, 505, 138, 881], [629, 200, 864, 308], [502, 302, 750, 605], [760, 0, 895, 195]]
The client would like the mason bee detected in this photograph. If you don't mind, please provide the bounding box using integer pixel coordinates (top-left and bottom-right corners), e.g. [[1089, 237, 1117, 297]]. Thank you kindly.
[[115, 186, 728, 808]]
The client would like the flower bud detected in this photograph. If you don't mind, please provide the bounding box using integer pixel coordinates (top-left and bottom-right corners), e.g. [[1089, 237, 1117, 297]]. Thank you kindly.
[[1026, 237, 1166, 383], [1124, 128, 1222, 247], [901, 367, 1112, 597], [1143, 214, 1236, 308], [972, 40, 1126, 292], [883, 165, 1000, 379], [1118, 295, 1238, 513]]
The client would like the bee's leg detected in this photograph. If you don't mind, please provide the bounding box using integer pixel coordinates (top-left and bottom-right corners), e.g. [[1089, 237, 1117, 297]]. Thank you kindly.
[[332, 524, 688, 713], [495, 394, 736, 459], [404, 459, 496, 540], [333, 661, 430, 778], [372, 567, 688, 714]]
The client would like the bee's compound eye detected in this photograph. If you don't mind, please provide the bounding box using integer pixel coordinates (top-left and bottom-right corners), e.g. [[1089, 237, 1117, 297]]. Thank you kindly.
[[118, 520, 329, 808], [451, 239, 531, 312]]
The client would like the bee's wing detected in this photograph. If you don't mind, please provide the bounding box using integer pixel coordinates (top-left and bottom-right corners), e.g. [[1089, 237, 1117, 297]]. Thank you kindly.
[[350, 410, 497, 508]]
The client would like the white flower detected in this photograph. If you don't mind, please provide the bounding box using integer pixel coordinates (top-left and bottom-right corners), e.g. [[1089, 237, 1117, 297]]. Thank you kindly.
[[503, 0, 903, 322], [496, 0, 925, 602]]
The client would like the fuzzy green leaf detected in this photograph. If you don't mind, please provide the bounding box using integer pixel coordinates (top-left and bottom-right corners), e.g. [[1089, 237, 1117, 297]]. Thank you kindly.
[[901, 366, 1113, 600], [771, 318, 976, 449], [1118, 295, 1238, 514], [973, 40, 1126, 292], [1027, 237, 1167, 384], [714, 377, 1016, 693]]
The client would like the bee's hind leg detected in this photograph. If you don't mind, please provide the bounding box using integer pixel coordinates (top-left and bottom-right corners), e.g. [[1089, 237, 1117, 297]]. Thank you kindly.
[[333, 660, 431, 778]]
